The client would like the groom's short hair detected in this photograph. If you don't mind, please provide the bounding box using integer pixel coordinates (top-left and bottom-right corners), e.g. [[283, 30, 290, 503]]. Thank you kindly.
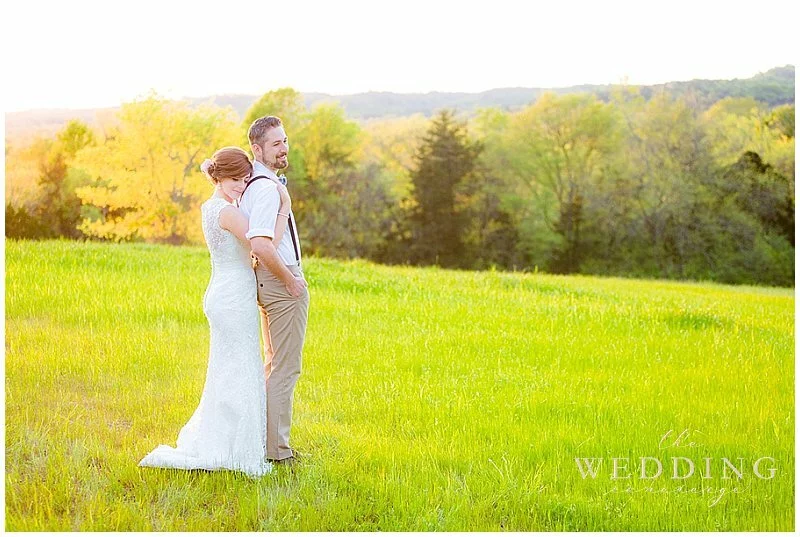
[[248, 116, 283, 147]]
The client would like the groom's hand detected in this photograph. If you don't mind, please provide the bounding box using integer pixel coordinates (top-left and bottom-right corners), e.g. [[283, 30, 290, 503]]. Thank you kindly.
[[285, 276, 307, 297]]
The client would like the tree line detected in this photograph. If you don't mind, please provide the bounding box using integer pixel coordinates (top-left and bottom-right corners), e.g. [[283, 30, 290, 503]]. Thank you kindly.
[[6, 87, 795, 286]]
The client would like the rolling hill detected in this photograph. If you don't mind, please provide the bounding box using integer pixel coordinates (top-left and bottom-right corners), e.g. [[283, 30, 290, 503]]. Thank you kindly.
[[5, 65, 794, 141]]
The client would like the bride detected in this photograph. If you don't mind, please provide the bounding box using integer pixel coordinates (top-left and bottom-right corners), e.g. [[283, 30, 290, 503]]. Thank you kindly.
[[138, 146, 291, 478]]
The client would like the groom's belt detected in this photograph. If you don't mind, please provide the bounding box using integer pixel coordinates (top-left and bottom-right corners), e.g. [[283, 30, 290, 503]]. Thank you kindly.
[[251, 254, 300, 270]]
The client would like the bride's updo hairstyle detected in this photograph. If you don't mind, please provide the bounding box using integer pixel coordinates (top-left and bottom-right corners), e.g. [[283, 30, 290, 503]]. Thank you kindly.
[[200, 147, 252, 183]]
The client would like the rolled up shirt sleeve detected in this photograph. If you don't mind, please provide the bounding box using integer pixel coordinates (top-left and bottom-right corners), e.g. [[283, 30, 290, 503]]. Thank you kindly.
[[245, 182, 280, 240]]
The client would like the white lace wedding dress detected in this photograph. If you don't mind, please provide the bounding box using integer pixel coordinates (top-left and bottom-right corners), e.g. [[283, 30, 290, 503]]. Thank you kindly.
[[138, 197, 272, 478]]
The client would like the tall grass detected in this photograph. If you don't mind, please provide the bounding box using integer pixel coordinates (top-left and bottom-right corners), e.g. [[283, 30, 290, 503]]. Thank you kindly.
[[5, 240, 794, 530]]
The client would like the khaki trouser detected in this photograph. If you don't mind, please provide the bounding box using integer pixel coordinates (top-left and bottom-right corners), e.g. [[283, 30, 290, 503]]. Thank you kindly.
[[255, 264, 309, 460]]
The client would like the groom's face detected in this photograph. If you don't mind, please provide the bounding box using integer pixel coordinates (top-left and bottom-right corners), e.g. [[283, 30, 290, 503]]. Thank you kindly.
[[256, 126, 289, 170]]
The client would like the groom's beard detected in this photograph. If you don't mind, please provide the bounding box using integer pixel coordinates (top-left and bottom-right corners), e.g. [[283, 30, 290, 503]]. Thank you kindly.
[[272, 155, 289, 169]]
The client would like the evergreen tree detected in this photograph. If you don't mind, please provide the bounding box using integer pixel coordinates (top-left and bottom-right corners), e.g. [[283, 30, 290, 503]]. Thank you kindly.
[[407, 110, 481, 267]]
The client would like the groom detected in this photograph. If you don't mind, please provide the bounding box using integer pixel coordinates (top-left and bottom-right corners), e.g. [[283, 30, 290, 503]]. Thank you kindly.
[[239, 115, 309, 465]]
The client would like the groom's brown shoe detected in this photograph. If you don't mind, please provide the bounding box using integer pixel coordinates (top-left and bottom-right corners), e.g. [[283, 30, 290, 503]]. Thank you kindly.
[[269, 449, 304, 467]]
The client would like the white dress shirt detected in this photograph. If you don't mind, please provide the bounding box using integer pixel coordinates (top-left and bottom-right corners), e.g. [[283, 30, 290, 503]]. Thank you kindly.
[[238, 160, 302, 266]]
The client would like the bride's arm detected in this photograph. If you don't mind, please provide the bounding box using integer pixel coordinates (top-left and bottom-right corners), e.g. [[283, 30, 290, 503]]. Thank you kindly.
[[219, 204, 289, 247]]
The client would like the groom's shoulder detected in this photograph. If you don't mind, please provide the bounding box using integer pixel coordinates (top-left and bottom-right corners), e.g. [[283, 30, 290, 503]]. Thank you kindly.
[[243, 177, 278, 198]]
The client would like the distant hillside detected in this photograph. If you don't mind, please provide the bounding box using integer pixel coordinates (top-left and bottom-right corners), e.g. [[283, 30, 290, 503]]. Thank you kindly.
[[188, 65, 795, 119], [6, 65, 794, 140], [637, 65, 795, 109]]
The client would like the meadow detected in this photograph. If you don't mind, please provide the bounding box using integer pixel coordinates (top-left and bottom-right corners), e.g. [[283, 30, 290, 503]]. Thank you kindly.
[[4, 239, 794, 531]]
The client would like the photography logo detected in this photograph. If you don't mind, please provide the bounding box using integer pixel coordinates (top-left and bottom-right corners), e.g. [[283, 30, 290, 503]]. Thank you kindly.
[[574, 429, 777, 507]]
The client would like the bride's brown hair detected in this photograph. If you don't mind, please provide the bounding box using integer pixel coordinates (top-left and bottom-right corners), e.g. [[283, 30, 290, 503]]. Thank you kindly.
[[202, 147, 252, 183]]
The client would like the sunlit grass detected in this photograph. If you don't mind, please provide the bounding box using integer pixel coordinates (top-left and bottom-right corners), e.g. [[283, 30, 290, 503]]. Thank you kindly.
[[5, 239, 794, 531]]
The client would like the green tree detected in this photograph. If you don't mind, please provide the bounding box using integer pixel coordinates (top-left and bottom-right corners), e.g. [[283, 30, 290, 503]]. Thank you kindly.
[[610, 91, 717, 278], [302, 162, 396, 259], [244, 91, 396, 259], [242, 87, 306, 136], [242, 88, 309, 182], [499, 93, 620, 273], [467, 108, 525, 269], [44, 120, 96, 238], [362, 115, 429, 264], [5, 202, 50, 238], [406, 110, 481, 267], [58, 120, 96, 160], [704, 97, 794, 183], [5, 121, 95, 239], [724, 151, 794, 245], [767, 104, 794, 139], [607, 89, 792, 285], [292, 104, 384, 258]]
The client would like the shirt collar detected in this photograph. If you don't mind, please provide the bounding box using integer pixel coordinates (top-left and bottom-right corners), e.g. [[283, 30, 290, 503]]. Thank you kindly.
[[252, 160, 279, 182]]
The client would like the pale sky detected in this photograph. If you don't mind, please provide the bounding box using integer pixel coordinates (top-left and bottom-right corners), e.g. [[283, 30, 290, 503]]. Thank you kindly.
[[2, 0, 797, 112]]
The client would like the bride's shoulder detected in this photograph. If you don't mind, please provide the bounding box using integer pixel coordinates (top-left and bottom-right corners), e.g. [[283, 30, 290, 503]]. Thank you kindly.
[[202, 197, 231, 210], [201, 198, 233, 226]]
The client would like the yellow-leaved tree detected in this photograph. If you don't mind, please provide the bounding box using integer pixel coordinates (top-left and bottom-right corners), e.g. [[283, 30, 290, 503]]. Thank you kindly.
[[74, 94, 240, 244], [703, 97, 795, 182]]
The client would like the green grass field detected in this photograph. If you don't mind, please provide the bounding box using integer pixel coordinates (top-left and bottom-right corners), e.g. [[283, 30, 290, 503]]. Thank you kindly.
[[4, 239, 794, 531]]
